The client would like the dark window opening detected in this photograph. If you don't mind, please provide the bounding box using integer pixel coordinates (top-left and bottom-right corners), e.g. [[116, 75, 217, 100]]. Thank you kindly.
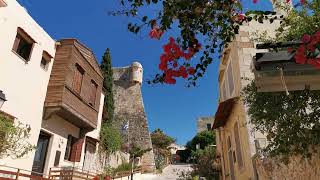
[[64, 135, 76, 161], [40, 58, 48, 69], [54, 151, 61, 167], [206, 123, 211, 131], [12, 28, 35, 61], [40, 51, 52, 70]]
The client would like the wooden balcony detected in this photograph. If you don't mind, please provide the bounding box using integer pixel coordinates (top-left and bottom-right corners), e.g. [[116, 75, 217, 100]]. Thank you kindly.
[[44, 39, 103, 130]]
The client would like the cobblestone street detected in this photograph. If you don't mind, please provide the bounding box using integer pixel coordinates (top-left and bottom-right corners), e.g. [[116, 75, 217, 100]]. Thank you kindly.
[[124, 164, 193, 180]]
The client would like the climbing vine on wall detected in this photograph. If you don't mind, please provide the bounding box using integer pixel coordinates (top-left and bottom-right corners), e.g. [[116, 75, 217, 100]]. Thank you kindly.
[[243, 81, 320, 159]]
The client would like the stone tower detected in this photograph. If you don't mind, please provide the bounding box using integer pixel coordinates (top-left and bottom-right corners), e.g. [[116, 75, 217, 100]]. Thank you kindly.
[[112, 62, 155, 172]]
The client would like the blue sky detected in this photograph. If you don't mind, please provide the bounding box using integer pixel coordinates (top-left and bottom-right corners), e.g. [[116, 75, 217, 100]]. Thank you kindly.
[[18, 0, 274, 144]]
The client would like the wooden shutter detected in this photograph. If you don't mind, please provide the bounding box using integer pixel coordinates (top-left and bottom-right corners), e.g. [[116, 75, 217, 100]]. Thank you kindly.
[[70, 137, 84, 162], [234, 122, 243, 168], [12, 35, 21, 52], [73, 65, 84, 94], [90, 81, 97, 105]]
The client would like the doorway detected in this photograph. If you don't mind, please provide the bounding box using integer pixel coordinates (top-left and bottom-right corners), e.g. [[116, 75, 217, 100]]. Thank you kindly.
[[83, 139, 96, 172], [32, 131, 50, 175]]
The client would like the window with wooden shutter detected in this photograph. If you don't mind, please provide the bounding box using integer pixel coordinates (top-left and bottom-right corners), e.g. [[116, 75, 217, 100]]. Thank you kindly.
[[73, 64, 84, 94], [12, 28, 35, 61], [69, 138, 84, 162], [234, 122, 244, 168], [89, 80, 98, 106]]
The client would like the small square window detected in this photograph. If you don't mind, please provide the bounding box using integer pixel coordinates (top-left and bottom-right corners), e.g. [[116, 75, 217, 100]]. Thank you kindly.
[[40, 51, 52, 70], [12, 28, 35, 61], [206, 123, 211, 131], [40, 58, 48, 69]]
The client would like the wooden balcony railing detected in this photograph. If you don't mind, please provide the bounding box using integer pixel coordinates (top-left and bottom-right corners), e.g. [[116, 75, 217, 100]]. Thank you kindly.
[[0, 165, 50, 180], [0, 165, 143, 180]]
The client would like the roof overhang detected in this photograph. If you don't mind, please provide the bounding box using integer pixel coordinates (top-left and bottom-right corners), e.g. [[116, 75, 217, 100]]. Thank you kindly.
[[212, 97, 239, 129], [253, 41, 320, 92]]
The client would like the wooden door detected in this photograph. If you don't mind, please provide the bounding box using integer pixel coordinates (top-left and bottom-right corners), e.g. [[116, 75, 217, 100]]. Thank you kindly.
[[83, 142, 96, 172], [32, 132, 50, 174]]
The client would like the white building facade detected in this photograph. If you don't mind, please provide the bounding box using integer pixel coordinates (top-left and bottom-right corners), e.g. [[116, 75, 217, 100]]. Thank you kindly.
[[0, 0, 106, 177], [0, 0, 56, 173]]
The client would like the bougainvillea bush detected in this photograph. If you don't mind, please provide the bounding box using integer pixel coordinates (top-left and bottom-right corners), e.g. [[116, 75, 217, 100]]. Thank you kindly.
[[113, 0, 313, 85]]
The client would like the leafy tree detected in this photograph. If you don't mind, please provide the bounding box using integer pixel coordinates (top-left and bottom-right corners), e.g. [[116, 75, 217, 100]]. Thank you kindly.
[[243, 81, 320, 158], [151, 128, 175, 149], [150, 128, 175, 169], [186, 130, 216, 152], [100, 123, 122, 155], [99, 48, 122, 156], [129, 144, 152, 159], [275, 0, 320, 42], [112, 0, 304, 85], [100, 48, 114, 123], [192, 146, 219, 180], [0, 115, 35, 159]]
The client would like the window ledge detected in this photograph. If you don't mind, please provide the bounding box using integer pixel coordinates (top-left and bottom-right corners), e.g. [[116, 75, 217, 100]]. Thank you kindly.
[[11, 50, 29, 64]]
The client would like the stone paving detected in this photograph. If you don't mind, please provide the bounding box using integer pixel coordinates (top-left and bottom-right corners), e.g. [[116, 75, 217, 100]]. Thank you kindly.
[[131, 164, 193, 180]]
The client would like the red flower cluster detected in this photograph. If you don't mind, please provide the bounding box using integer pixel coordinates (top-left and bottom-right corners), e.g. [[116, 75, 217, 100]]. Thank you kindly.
[[159, 37, 200, 84], [293, 32, 320, 68], [149, 26, 164, 40], [233, 13, 246, 23]]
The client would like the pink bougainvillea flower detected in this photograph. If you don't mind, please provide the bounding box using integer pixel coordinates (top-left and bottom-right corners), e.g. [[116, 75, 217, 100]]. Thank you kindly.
[[302, 34, 312, 43], [188, 67, 196, 75], [149, 26, 164, 40]]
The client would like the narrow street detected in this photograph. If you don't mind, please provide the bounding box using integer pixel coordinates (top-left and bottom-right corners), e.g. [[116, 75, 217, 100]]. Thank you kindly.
[[154, 164, 193, 180], [129, 164, 193, 180]]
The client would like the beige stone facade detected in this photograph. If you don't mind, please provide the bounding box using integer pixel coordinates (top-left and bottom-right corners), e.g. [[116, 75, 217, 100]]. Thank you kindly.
[[213, 18, 281, 180]]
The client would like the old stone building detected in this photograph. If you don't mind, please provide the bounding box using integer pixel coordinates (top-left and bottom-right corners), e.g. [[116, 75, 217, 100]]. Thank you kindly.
[[112, 62, 155, 172], [197, 116, 214, 133]]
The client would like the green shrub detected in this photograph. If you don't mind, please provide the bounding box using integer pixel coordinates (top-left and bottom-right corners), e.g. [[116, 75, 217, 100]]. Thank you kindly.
[[0, 115, 35, 159]]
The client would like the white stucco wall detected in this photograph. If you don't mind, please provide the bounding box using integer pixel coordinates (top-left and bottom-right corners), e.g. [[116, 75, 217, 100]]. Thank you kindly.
[[38, 92, 106, 175], [0, 0, 56, 173], [41, 114, 80, 175]]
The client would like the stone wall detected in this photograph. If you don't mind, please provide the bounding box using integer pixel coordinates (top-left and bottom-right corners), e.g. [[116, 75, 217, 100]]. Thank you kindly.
[[112, 65, 155, 172], [256, 152, 320, 180]]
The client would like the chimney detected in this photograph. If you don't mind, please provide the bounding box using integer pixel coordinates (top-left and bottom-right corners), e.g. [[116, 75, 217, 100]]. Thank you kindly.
[[270, 0, 293, 16]]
